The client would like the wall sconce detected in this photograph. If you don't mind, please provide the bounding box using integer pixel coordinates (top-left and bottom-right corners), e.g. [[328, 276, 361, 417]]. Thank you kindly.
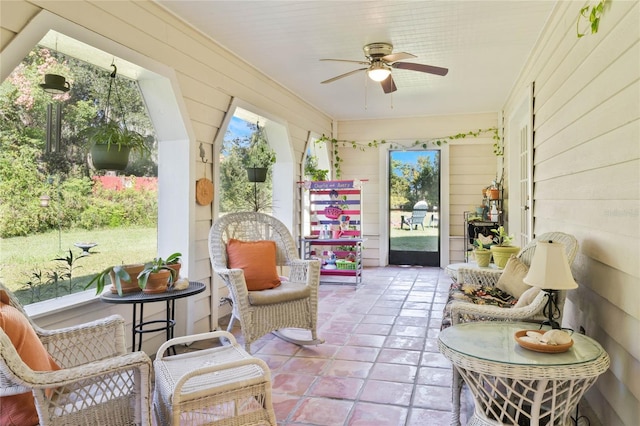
[[39, 194, 51, 207], [39, 74, 70, 94]]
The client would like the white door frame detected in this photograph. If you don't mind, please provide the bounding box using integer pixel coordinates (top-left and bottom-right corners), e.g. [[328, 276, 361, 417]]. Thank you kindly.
[[507, 84, 534, 246]]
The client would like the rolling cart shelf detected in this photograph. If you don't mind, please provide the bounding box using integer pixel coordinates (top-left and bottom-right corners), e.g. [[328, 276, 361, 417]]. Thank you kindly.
[[300, 180, 365, 284]]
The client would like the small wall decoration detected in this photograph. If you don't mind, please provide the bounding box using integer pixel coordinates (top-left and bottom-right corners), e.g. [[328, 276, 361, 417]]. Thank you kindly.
[[196, 142, 213, 205], [196, 177, 214, 205]]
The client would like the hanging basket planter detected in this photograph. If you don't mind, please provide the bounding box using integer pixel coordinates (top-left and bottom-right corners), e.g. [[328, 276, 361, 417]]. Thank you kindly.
[[90, 144, 130, 171], [246, 167, 268, 183], [81, 64, 150, 171]]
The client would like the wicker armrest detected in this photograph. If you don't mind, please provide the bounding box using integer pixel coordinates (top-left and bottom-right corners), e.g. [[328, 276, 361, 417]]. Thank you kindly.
[[37, 315, 127, 367], [449, 290, 547, 325], [17, 351, 151, 389], [289, 259, 321, 286], [457, 266, 502, 287], [214, 267, 249, 294]]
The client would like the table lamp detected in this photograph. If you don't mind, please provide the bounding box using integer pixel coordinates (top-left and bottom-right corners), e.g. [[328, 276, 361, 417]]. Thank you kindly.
[[523, 240, 577, 329]]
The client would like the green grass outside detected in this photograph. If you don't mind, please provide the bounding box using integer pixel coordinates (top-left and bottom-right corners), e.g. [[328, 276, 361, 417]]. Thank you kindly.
[[389, 210, 439, 251], [1, 227, 157, 304]]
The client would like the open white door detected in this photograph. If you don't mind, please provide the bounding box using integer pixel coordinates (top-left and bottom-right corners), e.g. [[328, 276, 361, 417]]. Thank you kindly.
[[507, 84, 534, 245]]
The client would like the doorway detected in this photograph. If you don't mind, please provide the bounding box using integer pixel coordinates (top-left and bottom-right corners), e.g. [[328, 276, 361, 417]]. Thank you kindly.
[[388, 150, 440, 266]]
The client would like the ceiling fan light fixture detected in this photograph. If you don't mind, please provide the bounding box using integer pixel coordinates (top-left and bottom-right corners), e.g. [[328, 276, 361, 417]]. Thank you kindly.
[[367, 63, 391, 82]]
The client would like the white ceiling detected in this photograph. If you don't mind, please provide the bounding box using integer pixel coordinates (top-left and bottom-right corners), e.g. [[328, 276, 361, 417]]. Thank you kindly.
[[157, 1, 555, 121]]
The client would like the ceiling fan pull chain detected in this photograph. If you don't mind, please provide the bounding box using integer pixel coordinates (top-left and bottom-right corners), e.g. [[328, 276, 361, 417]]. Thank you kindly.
[[364, 73, 368, 110]]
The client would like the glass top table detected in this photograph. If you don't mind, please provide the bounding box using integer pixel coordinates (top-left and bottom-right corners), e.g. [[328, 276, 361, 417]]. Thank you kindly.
[[438, 322, 610, 426], [439, 321, 605, 368]]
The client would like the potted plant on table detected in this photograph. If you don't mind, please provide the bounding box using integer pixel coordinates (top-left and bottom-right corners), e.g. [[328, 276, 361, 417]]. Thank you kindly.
[[489, 226, 520, 268], [85, 263, 146, 296], [473, 238, 493, 267], [137, 252, 182, 294]]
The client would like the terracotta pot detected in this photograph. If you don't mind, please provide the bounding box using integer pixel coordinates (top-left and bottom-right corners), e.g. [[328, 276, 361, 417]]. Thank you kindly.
[[473, 250, 492, 267], [109, 263, 145, 294], [142, 270, 171, 294], [167, 263, 182, 281], [490, 245, 521, 269], [488, 188, 500, 200]]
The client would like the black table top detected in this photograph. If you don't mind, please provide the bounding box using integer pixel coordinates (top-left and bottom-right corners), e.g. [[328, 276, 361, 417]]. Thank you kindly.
[[100, 281, 206, 304]]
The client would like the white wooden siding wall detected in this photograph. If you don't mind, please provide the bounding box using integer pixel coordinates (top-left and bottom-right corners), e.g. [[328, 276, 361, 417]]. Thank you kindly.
[[449, 144, 498, 263], [502, 1, 639, 425], [1, 0, 331, 351], [337, 114, 498, 266]]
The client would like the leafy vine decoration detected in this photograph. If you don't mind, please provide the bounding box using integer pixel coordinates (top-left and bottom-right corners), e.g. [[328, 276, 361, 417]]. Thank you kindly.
[[577, 0, 608, 38], [317, 127, 501, 178]]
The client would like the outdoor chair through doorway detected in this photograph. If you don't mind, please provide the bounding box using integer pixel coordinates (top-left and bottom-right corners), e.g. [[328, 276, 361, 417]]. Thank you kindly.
[[401, 200, 429, 230], [209, 212, 324, 353]]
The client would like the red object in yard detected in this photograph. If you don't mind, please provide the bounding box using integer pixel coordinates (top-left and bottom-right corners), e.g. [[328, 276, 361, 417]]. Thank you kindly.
[[93, 176, 157, 191]]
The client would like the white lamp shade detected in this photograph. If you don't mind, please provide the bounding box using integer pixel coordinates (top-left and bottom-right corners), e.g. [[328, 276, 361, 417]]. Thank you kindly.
[[523, 241, 578, 290]]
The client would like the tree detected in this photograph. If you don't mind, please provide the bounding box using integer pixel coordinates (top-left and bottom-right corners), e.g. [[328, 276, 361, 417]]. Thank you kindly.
[[219, 121, 275, 213], [0, 45, 158, 237]]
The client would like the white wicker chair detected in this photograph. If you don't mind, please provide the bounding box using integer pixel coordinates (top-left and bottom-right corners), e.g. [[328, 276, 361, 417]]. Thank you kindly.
[[0, 283, 152, 426], [443, 232, 579, 426], [209, 212, 324, 353]]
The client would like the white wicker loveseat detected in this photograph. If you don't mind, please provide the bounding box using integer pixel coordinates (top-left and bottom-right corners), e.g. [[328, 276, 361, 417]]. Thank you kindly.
[[0, 283, 152, 426], [441, 232, 578, 426], [442, 231, 578, 329], [209, 212, 323, 353]]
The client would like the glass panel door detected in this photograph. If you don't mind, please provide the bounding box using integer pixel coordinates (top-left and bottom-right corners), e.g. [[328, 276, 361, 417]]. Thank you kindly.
[[388, 150, 440, 266]]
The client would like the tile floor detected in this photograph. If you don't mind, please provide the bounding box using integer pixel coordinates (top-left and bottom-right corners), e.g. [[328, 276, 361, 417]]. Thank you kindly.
[[172, 266, 472, 425], [237, 266, 468, 425]]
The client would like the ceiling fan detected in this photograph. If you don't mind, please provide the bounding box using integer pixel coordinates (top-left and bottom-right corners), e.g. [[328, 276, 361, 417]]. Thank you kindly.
[[320, 42, 448, 94]]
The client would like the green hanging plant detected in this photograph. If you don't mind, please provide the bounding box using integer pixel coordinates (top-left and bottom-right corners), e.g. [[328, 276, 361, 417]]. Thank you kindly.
[[317, 127, 501, 178]]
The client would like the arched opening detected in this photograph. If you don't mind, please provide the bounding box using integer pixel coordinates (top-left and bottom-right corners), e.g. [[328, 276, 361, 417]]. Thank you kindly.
[[213, 99, 294, 229], [1, 11, 194, 308]]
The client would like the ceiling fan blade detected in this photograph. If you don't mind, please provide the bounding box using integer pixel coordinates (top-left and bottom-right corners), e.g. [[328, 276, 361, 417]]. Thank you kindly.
[[321, 68, 368, 84], [320, 58, 370, 65], [392, 62, 449, 76], [382, 52, 416, 63], [380, 75, 397, 94]]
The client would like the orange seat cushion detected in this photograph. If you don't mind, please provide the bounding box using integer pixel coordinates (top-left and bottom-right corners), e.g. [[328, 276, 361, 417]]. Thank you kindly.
[[226, 239, 282, 291], [0, 293, 60, 426]]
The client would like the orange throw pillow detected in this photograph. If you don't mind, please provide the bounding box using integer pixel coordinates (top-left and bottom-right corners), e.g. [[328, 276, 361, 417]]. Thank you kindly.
[[0, 295, 60, 426], [226, 239, 281, 291]]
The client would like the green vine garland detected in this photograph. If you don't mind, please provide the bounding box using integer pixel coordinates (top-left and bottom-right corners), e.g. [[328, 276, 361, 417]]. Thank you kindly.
[[317, 127, 501, 178], [577, 0, 608, 38]]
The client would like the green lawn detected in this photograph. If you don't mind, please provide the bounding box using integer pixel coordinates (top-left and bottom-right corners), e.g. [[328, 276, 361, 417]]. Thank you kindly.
[[389, 210, 439, 251], [1, 227, 157, 304]]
